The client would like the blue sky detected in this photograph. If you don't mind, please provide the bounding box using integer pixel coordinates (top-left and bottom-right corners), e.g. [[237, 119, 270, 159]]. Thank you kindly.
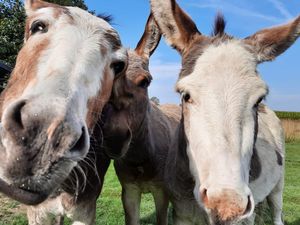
[[85, 0, 300, 112]]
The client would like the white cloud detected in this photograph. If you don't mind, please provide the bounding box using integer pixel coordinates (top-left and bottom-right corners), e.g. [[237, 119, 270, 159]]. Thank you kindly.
[[149, 60, 181, 79], [265, 0, 293, 20], [148, 60, 181, 104], [189, 2, 283, 23]]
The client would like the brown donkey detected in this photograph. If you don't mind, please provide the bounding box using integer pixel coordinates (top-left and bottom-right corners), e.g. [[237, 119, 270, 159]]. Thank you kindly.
[[150, 0, 299, 224], [101, 14, 181, 225], [0, 0, 128, 224]]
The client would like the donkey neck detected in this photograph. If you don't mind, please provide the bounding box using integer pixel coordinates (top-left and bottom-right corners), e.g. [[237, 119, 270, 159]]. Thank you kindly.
[[165, 119, 195, 199], [122, 102, 173, 167]]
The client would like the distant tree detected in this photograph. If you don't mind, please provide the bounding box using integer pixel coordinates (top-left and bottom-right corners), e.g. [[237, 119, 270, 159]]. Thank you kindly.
[[150, 96, 160, 105], [0, 0, 90, 67], [0, 0, 25, 66]]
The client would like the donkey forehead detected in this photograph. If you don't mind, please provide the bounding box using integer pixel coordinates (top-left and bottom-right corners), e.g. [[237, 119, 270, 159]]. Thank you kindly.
[[28, 6, 117, 41], [66, 7, 114, 32], [177, 40, 267, 96]]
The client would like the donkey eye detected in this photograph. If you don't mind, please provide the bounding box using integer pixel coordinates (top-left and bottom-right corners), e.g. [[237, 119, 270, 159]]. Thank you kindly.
[[138, 78, 150, 89], [181, 92, 192, 103], [111, 61, 126, 77], [254, 97, 264, 108], [30, 21, 47, 35]]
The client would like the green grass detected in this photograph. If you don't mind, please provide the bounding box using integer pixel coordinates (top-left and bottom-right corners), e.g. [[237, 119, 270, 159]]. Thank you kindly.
[[0, 142, 299, 225], [282, 142, 300, 225], [275, 111, 300, 120]]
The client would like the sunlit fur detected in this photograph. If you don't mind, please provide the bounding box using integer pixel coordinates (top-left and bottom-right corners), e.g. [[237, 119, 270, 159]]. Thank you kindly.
[[20, 6, 117, 127], [149, 0, 299, 224], [0, 0, 126, 206], [176, 40, 267, 219]]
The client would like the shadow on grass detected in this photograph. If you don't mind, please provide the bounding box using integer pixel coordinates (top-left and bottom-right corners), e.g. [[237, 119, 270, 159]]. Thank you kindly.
[[140, 212, 156, 225], [140, 207, 174, 225], [286, 218, 300, 225]]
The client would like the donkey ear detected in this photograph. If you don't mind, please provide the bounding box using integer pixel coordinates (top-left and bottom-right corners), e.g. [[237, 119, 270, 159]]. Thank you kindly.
[[135, 13, 161, 58], [25, 0, 48, 15], [150, 0, 200, 54], [244, 16, 300, 63]]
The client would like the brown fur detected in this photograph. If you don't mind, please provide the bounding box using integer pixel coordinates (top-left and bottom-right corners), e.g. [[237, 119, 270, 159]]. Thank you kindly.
[[150, 0, 200, 53], [104, 30, 122, 51], [172, 0, 200, 53], [101, 15, 181, 225], [135, 14, 161, 58], [47, 117, 63, 140], [0, 2, 124, 224], [28, 0, 62, 11], [25, 12, 71, 40], [244, 16, 300, 62], [0, 38, 49, 116], [86, 65, 113, 131], [203, 189, 245, 221]]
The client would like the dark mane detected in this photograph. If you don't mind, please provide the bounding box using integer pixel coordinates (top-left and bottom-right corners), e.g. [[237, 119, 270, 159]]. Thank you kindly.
[[212, 13, 226, 36], [97, 13, 113, 24]]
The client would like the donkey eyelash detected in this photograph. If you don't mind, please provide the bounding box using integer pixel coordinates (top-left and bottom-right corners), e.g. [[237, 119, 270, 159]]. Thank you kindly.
[[30, 20, 48, 35], [254, 95, 266, 108]]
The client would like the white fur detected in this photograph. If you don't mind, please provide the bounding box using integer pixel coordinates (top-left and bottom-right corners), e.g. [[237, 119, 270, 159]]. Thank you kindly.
[[176, 41, 270, 219], [21, 7, 117, 123], [0, 3, 126, 224]]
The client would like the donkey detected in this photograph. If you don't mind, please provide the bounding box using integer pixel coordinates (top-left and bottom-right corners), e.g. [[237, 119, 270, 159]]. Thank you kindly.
[[0, 0, 127, 217], [25, 121, 111, 225], [101, 14, 181, 225], [150, 0, 299, 224]]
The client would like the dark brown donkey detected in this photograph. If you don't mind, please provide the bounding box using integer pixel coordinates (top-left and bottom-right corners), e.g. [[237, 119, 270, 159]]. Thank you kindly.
[[101, 14, 181, 225]]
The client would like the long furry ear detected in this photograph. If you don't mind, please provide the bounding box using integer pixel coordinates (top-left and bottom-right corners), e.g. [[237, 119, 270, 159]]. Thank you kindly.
[[135, 13, 161, 59], [150, 0, 200, 55], [244, 15, 300, 63]]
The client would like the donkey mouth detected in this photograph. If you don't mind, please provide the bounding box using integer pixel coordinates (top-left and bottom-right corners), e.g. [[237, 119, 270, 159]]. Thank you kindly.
[[0, 177, 48, 205]]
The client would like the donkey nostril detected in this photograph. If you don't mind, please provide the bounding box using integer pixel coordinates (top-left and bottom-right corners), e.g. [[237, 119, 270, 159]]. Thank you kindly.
[[243, 195, 252, 215], [201, 188, 208, 204], [69, 127, 87, 153], [4, 100, 27, 131]]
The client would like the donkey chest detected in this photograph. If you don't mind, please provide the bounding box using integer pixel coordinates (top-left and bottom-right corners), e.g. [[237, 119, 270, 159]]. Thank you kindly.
[[116, 162, 161, 182]]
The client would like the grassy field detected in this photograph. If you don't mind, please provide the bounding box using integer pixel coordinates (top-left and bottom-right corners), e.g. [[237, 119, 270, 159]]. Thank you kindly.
[[0, 142, 299, 225], [281, 120, 300, 143], [276, 112, 300, 121]]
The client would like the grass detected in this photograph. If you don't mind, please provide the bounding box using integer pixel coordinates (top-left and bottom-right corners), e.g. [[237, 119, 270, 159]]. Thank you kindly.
[[282, 142, 300, 225], [0, 142, 299, 225], [276, 111, 300, 121]]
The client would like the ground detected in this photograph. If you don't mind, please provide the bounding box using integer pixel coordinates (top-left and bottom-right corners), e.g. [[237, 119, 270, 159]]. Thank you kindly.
[[0, 142, 299, 225]]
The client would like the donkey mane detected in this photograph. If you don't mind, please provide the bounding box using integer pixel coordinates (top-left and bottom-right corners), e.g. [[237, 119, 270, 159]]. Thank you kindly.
[[212, 13, 226, 36], [97, 13, 113, 24]]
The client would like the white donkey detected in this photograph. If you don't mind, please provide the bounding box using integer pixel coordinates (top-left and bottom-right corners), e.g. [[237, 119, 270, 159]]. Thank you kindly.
[[150, 0, 299, 224]]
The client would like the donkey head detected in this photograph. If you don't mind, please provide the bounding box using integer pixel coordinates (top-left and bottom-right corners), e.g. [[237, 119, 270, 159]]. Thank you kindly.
[[0, 0, 127, 205], [102, 14, 161, 159], [151, 0, 299, 222]]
